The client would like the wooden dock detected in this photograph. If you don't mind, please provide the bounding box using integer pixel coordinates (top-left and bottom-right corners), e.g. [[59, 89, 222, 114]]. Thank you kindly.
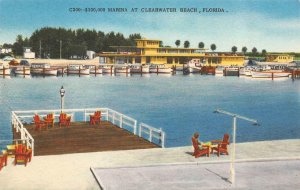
[[13, 121, 158, 156]]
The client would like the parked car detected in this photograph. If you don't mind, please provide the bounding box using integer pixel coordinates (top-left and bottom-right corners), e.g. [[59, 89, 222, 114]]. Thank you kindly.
[[3, 56, 14, 61], [20, 60, 30, 66], [9, 60, 19, 66]]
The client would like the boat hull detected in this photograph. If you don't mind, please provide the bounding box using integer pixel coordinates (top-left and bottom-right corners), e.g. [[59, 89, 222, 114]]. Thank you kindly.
[[150, 67, 173, 74], [65, 68, 90, 75], [0, 68, 11, 75], [251, 71, 290, 78], [14, 67, 31, 75], [90, 68, 103, 74], [31, 68, 58, 76]]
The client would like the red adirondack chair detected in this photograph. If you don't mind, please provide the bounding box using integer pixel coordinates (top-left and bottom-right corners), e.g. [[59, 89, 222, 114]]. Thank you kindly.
[[89, 111, 101, 125], [44, 113, 54, 128], [211, 133, 230, 157], [59, 113, 71, 127], [14, 144, 32, 166], [192, 137, 210, 158], [0, 151, 8, 171], [33, 114, 47, 131]]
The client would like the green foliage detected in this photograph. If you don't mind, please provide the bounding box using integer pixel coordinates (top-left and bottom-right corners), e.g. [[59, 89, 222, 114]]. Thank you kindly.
[[11, 27, 142, 59], [252, 47, 258, 55], [184, 40, 190, 48], [211, 44, 216, 51], [242, 46, 247, 54], [175, 40, 180, 47], [231, 46, 237, 53], [198, 42, 204, 48]]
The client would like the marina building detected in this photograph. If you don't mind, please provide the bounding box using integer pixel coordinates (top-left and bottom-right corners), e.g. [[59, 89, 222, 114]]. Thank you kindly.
[[98, 39, 245, 66], [265, 54, 294, 63]]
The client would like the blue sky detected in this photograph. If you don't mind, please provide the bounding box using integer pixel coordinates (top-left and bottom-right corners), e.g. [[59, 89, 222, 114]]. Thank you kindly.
[[0, 0, 299, 52]]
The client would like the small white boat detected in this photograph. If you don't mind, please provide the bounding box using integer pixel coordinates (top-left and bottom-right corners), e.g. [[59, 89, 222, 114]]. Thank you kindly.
[[150, 64, 173, 74], [85, 65, 103, 74], [66, 64, 90, 75], [251, 71, 291, 79], [215, 67, 224, 76], [186, 59, 202, 73], [130, 64, 150, 74], [99, 65, 115, 74], [31, 63, 57, 76], [0, 62, 11, 75], [115, 65, 131, 74], [14, 66, 31, 75]]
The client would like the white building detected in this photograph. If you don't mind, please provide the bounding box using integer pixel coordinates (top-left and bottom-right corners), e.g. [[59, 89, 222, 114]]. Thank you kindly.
[[0, 48, 12, 54], [23, 47, 35, 59], [86, 50, 95, 59]]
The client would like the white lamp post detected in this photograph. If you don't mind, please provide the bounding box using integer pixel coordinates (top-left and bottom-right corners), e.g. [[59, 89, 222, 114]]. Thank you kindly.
[[214, 109, 259, 186], [60, 86, 65, 113]]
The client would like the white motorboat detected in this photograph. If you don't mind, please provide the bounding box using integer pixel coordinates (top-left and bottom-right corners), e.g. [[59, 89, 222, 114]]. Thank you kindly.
[[130, 64, 150, 74], [99, 65, 115, 74], [186, 59, 202, 73], [149, 64, 173, 74], [115, 65, 131, 74], [66, 64, 90, 75], [31, 63, 57, 76], [215, 67, 224, 76], [85, 65, 103, 74], [0, 62, 11, 75], [251, 71, 291, 79], [14, 66, 31, 75]]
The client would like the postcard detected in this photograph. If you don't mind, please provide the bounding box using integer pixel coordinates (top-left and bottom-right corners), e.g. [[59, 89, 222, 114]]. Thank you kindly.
[[0, 0, 299, 189]]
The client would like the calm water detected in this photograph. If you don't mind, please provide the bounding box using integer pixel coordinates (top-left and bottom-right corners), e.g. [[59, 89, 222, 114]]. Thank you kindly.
[[1, 74, 300, 148]]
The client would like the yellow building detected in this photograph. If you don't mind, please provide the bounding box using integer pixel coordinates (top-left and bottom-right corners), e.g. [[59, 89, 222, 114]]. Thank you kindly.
[[98, 39, 245, 66], [265, 54, 294, 63]]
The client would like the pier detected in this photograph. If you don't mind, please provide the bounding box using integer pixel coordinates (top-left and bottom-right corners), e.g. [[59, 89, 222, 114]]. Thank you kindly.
[[11, 108, 165, 156]]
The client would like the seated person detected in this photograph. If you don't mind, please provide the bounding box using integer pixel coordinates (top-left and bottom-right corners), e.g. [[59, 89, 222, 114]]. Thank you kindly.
[[192, 132, 211, 150]]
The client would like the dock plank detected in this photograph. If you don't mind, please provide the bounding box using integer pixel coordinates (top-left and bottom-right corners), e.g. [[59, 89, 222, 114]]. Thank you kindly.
[[13, 121, 159, 156]]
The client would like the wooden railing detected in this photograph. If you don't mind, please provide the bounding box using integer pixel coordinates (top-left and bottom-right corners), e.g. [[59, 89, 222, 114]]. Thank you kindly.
[[139, 122, 165, 148], [12, 108, 165, 155], [11, 111, 35, 155]]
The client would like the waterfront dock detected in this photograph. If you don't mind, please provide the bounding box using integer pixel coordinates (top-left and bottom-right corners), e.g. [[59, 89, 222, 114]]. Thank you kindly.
[[13, 121, 158, 156], [0, 139, 299, 189]]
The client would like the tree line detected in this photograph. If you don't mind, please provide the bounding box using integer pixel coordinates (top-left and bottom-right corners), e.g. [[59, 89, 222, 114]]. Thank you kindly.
[[174, 40, 268, 56], [1, 27, 141, 59]]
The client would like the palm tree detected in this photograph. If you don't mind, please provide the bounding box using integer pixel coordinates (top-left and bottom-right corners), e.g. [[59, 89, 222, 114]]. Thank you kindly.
[[175, 40, 180, 48], [242, 46, 247, 55], [184, 40, 190, 48], [231, 46, 237, 53], [211, 44, 216, 51], [252, 47, 257, 55], [198, 42, 204, 48], [262, 49, 267, 56]]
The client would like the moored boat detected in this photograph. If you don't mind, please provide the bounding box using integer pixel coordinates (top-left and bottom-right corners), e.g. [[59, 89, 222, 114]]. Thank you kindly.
[[149, 64, 172, 74], [215, 66, 224, 76], [31, 63, 57, 76], [85, 65, 103, 74], [130, 64, 150, 74], [0, 62, 11, 75], [66, 64, 90, 75], [185, 59, 202, 73], [114, 65, 131, 74], [251, 71, 291, 79], [13, 66, 31, 75], [100, 65, 115, 74]]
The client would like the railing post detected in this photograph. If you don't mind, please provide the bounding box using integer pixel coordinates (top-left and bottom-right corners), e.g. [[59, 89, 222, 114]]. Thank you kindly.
[[161, 131, 165, 148], [149, 129, 152, 142], [139, 123, 142, 137], [84, 109, 87, 122], [134, 120, 137, 135], [113, 112, 115, 124], [120, 114, 123, 128], [106, 109, 109, 121]]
